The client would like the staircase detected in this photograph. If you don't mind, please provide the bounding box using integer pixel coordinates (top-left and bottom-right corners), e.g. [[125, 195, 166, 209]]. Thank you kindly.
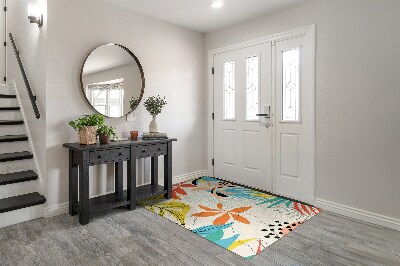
[[0, 83, 45, 228]]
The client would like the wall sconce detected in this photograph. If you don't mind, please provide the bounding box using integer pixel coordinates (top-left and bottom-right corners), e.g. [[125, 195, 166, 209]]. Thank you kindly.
[[28, 3, 43, 27]]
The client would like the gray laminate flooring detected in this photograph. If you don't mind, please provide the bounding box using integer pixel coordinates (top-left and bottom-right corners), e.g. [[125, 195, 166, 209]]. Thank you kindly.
[[0, 207, 399, 266]]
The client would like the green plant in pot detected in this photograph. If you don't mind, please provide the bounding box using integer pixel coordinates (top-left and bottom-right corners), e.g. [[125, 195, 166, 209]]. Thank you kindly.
[[97, 125, 118, 144], [69, 114, 104, 145], [144, 95, 167, 133]]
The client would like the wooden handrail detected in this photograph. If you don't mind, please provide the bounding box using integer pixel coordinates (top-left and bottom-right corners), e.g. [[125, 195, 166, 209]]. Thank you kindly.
[[9, 33, 40, 119]]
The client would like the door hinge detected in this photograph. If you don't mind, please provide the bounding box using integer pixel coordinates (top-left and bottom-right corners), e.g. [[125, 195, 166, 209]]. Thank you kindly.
[[3, 7, 7, 12], [3, 42, 6, 47], [212, 113, 214, 120], [212, 159, 214, 166], [211, 67, 214, 75], [3, 77, 6, 82]]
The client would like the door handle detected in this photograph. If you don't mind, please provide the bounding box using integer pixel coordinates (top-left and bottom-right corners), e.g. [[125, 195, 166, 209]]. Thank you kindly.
[[256, 114, 270, 118], [265, 123, 271, 128]]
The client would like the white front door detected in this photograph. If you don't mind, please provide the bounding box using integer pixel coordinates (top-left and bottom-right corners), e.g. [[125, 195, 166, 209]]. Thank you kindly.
[[213, 43, 272, 191], [274, 36, 309, 201]]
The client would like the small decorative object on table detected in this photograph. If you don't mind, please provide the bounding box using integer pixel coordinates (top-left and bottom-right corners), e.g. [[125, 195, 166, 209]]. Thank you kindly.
[[142, 132, 168, 140], [69, 114, 104, 145], [144, 95, 167, 133], [97, 125, 118, 144], [130, 130, 139, 139]]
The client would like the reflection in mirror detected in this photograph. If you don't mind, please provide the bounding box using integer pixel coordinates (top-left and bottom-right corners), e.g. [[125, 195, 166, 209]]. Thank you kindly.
[[81, 44, 144, 118]]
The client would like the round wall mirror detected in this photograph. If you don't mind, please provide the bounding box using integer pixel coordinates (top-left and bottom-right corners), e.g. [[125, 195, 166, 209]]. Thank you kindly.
[[80, 43, 145, 118]]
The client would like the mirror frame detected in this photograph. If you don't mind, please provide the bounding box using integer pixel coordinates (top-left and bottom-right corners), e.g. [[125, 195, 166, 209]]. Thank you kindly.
[[80, 43, 145, 118]]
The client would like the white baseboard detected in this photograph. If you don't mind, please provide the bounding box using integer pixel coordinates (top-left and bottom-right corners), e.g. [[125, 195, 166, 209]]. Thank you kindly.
[[315, 198, 400, 231], [44, 170, 208, 218]]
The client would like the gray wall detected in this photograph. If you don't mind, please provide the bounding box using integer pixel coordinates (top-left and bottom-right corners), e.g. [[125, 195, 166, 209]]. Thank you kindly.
[[45, 0, 206, 208], [206, 0, 400, 219], [7, 0, 47, 183]]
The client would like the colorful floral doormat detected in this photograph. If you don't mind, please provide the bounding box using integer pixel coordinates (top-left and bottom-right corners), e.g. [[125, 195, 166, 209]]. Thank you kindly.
[[138, 176, 320, 259]]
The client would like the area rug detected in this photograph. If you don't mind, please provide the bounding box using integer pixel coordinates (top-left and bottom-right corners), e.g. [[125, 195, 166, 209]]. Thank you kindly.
[[138, 176, 320, 259]]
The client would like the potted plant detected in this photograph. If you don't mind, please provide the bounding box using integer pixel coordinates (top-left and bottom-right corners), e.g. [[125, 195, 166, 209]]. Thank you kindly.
[[69, 114, 104, 145], [97, 125, 118, 144], [144, 95, 167, 133]]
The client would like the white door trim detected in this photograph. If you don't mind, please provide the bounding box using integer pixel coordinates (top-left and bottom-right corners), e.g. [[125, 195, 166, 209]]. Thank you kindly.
[[208, 25, 315, 204]]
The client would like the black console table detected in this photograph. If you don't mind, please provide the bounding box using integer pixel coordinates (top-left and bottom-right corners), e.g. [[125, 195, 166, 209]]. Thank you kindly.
[[63, 138, 176, 225]]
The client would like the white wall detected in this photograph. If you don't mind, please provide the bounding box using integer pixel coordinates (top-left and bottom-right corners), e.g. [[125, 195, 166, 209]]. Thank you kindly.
[[45, 0, 206, 208], [206, 0, 400, 219], [7, 0, 47, 181]]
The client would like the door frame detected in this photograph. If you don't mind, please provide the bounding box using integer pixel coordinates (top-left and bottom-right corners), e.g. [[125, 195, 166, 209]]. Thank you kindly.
[[208, 25, 316, 204]]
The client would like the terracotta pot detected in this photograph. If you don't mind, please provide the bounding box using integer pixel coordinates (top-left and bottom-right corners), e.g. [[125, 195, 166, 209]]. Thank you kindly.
[[78, 126, 97, 145], [130, 131, 138, 139], [99, 134, 111, 144]]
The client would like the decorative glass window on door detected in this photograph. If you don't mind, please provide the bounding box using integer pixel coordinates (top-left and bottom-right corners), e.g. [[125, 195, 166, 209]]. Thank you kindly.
[[282, 48, 300, 121], [223, 61, 235, 119], [87, 78, 125, 117], [246, 56, 259, 120]]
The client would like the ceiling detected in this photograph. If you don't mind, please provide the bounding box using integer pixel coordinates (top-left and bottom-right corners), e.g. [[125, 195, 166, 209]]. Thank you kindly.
[[97, 0, 304, 33]]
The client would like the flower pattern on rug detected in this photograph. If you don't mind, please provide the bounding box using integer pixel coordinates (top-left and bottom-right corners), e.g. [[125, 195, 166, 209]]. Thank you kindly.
[[138, 176, 320, 259]]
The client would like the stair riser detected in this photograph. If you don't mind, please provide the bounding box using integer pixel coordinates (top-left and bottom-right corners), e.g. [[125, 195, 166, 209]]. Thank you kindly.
[[0, 84, 15, 95], [0, 141, 31, 154], [0, 180, 39, 199], [0, 125, 26, 135], [0, 159, 35, 174], [0, 111, 22, 120], [0, 204, 44, 228], [0, 98, 18, 107]]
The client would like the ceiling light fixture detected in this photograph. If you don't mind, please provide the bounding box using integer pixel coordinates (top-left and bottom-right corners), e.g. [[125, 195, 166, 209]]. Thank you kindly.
[[211, 1, 223, 9]]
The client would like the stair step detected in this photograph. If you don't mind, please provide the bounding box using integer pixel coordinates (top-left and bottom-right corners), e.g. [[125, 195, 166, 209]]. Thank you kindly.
[[0, 94, 16, 99], [0, 107, 20, 111], [0, 151, 33, 162], [0, 135, 28, 143], [0, 170, 38, 186], [0, 120, 24, 125], [0, 192, 46, 213]]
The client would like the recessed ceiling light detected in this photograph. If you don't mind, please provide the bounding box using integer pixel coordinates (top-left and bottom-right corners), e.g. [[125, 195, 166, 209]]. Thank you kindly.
[[211, 1, 223, 8]]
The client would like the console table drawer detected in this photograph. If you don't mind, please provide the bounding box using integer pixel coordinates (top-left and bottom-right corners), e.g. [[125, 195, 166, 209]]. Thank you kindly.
[[89, 148, 130, 165], [134, 143, 167, 158]]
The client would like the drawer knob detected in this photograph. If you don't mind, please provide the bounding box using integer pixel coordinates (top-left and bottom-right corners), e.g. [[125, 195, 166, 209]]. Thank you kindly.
[[142, 149, 146, 153], [98, 155, 103, 159], [119, 153, 123, 156], [158, 147, 163, 151]]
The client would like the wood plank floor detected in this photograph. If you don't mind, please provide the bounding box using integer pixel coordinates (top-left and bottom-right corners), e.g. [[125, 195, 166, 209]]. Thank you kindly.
[[0, 207, 399, 265]]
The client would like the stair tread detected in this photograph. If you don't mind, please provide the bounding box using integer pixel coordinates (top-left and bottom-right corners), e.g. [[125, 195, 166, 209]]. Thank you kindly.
[[0, 120, 24, 125], [0, 107, 20, 111], [0, 135, 28, 143], [0, 151, 33, 162], [0, 170, 38, 186], [0, 94, 16, 99], [0, 192, 45, 213]]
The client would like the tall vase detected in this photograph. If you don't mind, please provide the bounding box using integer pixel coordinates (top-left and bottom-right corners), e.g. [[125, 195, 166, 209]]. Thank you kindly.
[[149, 116, 159, 133]]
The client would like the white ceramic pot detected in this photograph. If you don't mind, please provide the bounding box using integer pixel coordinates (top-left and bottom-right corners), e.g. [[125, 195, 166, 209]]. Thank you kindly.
[[149, 116, 159, 133]]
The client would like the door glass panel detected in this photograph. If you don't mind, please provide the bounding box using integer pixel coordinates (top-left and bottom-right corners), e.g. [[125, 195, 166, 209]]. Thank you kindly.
[[223, 61, 235, 119], [282, 48, 300, 121], [246, 56, 259, 120]]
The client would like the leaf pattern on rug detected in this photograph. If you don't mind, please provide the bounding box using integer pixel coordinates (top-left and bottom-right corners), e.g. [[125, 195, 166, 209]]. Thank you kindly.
[[146, 201, 190, 226], [172, 181, 196, 200], [192, 202, 252, 225]]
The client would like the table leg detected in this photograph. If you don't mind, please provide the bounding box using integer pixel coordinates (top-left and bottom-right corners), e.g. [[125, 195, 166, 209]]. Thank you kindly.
[[164, 142, 172, 199], [127, 159, 136, 210], [79, 151, 90, 225], [151, 157, 158, 186], [115, 161, 123, 196], [69, 150, 78, 216]]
